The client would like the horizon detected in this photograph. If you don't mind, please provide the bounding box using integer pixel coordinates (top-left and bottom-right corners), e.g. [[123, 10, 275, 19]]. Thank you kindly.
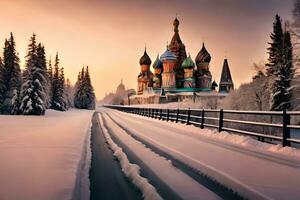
[[0, 0, 294, 99]]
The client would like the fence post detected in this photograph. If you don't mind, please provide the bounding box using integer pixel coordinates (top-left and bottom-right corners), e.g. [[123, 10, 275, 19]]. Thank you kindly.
[[159, 109, 162, 120], [282, 110, 291, 147], [218, 109, 224, 132], [186, 108, 191, 125], [201, 109, 205, 129], [176, 108, 179, 123], [167, 109, 170, 121]]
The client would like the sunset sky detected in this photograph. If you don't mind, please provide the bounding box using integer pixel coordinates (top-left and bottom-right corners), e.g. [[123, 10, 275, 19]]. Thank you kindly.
[[0, 0, 294, 99]]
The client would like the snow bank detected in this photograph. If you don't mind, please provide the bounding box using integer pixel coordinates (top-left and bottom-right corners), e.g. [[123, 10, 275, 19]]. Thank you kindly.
[[98, 114, 162, 200], [0, 109, 93, 200], [121, 110, 300, 161]]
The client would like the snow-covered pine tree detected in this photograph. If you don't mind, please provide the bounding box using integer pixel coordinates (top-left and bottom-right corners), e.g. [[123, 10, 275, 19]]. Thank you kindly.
[[282, 31, 294, 110], [74, 67, 84, 109], [19, 34, 46, 115], [1, 33, 22, 114], [84, 66, 96, 109], [73, 67, 96, 110], [36, 43, 49, 107], [266, 15, 289, 111], [59, 66, 67, 110], [50, 53, 66, 111], [266, 15, 284, 77], [47, 58, 53, 108]]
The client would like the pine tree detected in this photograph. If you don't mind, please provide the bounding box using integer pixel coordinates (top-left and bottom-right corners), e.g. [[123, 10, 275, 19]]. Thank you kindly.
[[84, 66, 96, 109], [50, 53, 66, 111], [36, 43, 49, 102], [267, 15, 295, 111], [266, 15, 284, 77], [47, 58, 53, 108], [1, 33, 22, 114], [267, 15, 285, 111], [74, 68, 84, 108], [282, 31, 294, 110], [73, 66, 96, 109], [19, 34, 46, 115]]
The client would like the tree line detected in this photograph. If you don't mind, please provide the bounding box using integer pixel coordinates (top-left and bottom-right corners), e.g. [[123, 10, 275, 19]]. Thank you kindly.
[[0, 33, 96, 115]]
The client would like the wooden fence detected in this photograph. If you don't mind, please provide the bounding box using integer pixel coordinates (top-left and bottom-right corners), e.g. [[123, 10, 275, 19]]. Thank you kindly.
[[104, 105, 300, 147]]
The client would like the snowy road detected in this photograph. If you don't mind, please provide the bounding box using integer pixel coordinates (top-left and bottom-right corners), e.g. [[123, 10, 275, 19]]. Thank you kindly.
[[98, 107, 300, 200], [89, 113, 143, 200]]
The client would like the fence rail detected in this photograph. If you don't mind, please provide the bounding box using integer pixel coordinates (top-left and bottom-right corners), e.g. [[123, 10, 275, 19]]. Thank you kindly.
[[104, 105, 300, 147]]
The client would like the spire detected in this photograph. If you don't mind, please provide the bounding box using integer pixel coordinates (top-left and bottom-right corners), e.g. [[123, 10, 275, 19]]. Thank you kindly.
[[169, 17, 187, 66], [173, 17, 179, 33], [220, 59, 233, 83]]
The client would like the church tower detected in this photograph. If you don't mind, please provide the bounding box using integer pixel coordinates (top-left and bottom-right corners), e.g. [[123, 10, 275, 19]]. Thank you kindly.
[[219, 59, 234, 93], [160, 47, 177, 89], [152, 55, 163, 88], [168, 17, 187, 88], [137, 49, 154, 95], [194, 43, 212, 90]]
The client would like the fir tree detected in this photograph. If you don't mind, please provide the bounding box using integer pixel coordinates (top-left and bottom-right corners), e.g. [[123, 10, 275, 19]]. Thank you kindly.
[[74, 69, 83, 108], [74, 66, 96, 110], [50, 53, 66, 111], [282, 31, 294, 110], [36, 43, 48, 99], [47, 58, 53, 108], [267, 15, 295, 111], [84, 66, 96, 109], [19, 34, 46, 115], [1, 33, 22, 114], [266, 15, 284, 77]]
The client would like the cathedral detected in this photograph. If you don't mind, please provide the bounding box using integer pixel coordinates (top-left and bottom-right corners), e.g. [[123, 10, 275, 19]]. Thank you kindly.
[[137, 17, 234, 95]]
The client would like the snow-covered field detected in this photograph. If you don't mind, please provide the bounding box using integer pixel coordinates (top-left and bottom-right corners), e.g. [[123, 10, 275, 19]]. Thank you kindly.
[[0, 109, 93, 200], [100, 107, 300, 200]]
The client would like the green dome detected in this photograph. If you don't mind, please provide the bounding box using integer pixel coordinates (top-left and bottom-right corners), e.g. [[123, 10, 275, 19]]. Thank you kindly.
[[181, 54, 195, 69]]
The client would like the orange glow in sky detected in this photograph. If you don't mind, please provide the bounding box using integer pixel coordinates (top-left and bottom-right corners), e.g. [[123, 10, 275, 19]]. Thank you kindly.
[[0, 0, 293, 99]]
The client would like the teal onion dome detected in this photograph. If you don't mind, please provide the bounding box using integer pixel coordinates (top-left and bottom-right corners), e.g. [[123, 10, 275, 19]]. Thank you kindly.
[[160, 48, 177, 62], [195, 43, 211, 65], [181, 54, 195, 69], [139, 49, 152, 65], [152, 55, 163, 69]]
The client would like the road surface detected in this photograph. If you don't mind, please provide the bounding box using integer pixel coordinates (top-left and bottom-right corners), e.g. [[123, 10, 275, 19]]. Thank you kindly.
[[89, 113, 143, 200], [96, 107, 300, 200]]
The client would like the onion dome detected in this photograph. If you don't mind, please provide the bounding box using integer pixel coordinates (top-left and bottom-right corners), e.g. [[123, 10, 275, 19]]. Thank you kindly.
[[160, 47, 177, 62], [181, 54, 195, 69], [195, 43, 211, 65], [152, 55, 163, 69], [139, 49, 152, 65]]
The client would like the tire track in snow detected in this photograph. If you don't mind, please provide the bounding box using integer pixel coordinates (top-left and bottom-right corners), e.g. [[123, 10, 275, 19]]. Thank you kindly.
[[100, 112, 221, 200], [104, 110, 245, 200], [100, 112, 182, 200], [98, 113, 163, 200]]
